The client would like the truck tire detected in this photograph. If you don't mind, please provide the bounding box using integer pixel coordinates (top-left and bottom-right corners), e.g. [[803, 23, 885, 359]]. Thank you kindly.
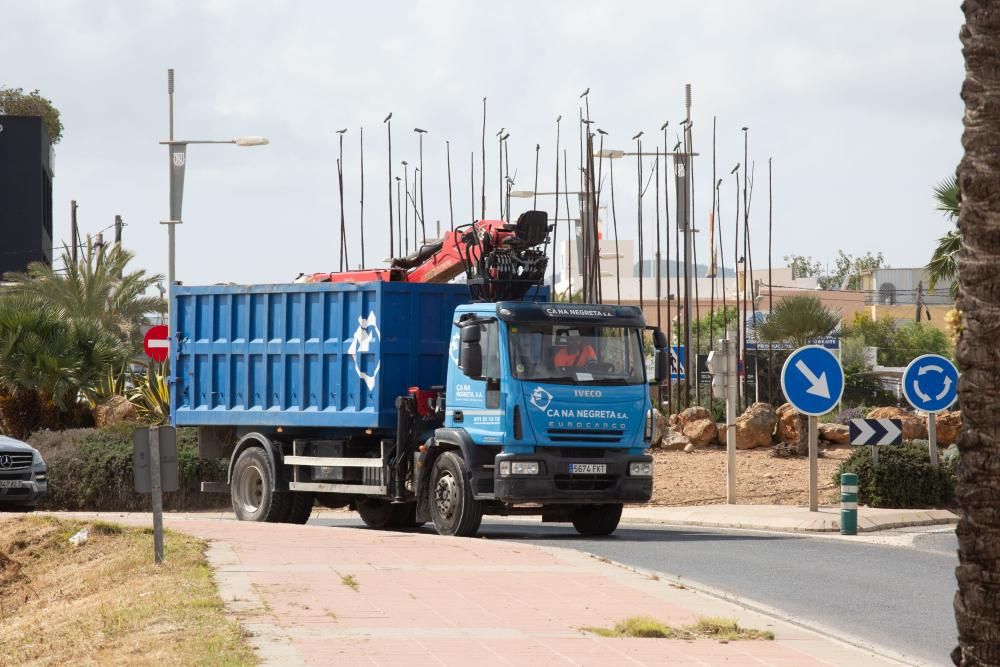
[[356, 498, 409, 529], [571, 503, 623, 536], [232, 447, 289, 522], [429, 451, 482, 537], [284, 493, 314, 525]]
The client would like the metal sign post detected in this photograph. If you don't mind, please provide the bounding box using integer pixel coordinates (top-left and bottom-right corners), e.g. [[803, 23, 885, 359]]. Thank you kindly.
[[707, 339, 738, 504], [780, 345, 845, 513], [134, 426, 178, 565]]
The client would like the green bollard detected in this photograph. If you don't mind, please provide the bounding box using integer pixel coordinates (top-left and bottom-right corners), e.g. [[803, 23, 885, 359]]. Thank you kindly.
[[841, 472, 858, 535]]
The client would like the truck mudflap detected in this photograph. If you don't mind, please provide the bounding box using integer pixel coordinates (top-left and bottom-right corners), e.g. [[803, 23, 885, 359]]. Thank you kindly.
[[493, 450, 652, 504]]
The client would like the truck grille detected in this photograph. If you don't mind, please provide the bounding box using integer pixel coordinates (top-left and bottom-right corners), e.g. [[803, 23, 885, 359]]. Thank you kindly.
[[0, 452, 32, 471], [554, 474, 616, 492], [546, 429, 623, 444]]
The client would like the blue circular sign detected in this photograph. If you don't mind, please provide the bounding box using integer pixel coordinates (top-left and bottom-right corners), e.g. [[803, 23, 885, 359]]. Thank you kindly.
[[780, 345, 845, 416], [902, 354, 958, 413]]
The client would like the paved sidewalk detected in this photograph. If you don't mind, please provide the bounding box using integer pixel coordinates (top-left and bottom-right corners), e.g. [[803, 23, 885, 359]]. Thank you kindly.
[[620, 504, 958, 533], [78, 514, 907, 666]]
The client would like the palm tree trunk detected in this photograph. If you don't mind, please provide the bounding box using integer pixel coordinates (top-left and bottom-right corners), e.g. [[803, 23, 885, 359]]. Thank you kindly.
[[953, 3, 1000, 664]]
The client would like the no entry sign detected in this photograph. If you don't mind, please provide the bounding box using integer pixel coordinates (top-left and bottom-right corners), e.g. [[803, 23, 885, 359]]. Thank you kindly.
[[143, 325, 170, 362]]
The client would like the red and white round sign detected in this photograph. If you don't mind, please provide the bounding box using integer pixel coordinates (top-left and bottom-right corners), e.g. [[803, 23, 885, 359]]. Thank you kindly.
[[143, 325, 170, 362]]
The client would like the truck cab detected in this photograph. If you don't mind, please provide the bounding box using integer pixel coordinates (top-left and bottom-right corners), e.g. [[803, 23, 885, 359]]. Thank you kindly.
[[420, 300, 660, 536]]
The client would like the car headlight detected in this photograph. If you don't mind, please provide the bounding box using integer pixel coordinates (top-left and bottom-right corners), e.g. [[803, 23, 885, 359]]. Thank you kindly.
[[32, 450, 45, 469], [629, 462, 653, 477], [511, 461, 540, 475]]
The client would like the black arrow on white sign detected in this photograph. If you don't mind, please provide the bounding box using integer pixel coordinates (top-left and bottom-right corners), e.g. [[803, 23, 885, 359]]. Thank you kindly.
[[849, 418, 903, 446]]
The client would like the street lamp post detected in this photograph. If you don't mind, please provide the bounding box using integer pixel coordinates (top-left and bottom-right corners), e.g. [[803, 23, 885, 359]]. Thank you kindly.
[[161, 68, 268, 366]]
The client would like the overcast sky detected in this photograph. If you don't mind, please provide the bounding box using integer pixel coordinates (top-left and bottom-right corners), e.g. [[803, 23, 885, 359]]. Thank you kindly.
[[2, 0, 965, 287]]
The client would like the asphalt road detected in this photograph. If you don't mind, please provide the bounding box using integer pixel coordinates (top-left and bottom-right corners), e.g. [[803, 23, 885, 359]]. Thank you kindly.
[[312, 516, 958, 665]]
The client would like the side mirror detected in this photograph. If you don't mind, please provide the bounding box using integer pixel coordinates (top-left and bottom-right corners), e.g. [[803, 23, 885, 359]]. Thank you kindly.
[[652, 329, 668, 350], [459, 325, 483, 378], [654, 349, 670, 385]]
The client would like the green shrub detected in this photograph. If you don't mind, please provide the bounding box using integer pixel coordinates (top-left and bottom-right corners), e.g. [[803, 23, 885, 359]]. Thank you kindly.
[[834, 441, 955, 508], [30, 423, 227, 511]]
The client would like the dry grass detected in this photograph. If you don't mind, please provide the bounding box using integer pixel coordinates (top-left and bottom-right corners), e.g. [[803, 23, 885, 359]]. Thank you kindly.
[[0, 515, 255, 666], [582, 615, 774, 642], [340, 574, 359, 592]]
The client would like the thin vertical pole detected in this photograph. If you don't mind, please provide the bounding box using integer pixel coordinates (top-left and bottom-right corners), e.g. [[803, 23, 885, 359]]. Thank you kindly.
[[396, 177, 402, 257], [403, 165, 410, 254], [385, 115, 394, 258], [418, 131, 426, 241], [636, 138, 644, 311], [563, 151, 573, 303], [446, 140, 454, 231], [470, 152, 475, 222], [481, 98, 486, 220], [70, 200, 79, 263], [533, 144, 540, 211], [552, 117, 561, 291], [609, 153, 621, 305], [809, 415, 818, 512], [149, 426, 165, 564], [337, 132, 347, 272], [360, 127, 366, 267], [504, 138, 512, 222], [768, 157, 774, 404]]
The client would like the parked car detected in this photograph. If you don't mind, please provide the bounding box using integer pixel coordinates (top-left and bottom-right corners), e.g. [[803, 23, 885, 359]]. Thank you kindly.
[[0, 434, 47, 511]]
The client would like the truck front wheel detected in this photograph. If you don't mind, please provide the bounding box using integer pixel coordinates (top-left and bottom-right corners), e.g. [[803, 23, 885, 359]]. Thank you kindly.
[[571, 503, 623, 536], [429, 451, 482, 537], [232, 447, 289, 522]]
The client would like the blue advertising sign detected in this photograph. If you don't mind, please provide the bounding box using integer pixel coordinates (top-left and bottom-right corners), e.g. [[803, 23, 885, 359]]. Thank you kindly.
[[780, 345, 845, 416], [745, 312, 840, 350], [902, 354, 958, 414]]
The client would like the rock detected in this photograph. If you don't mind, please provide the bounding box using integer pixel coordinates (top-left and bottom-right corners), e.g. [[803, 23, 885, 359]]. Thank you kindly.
[[866, 406, 928, 441], [775, 403, 799, 443], [683, 443, 695, 453], [93, 395, 137, 428], [735, 402, 778, 450], [672, 406, 711, 431], [662, 429, 691, 451], [682, 418, 718, 448], [818, 422, 850, 444], [650, 409, 669, 446], [935, 410, 961, 446]]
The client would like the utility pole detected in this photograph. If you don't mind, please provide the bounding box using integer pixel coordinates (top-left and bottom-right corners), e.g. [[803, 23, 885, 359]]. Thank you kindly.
[[70, 200, 79, 264], [916, 280, 925, 322], [114, 214, 123, 245]]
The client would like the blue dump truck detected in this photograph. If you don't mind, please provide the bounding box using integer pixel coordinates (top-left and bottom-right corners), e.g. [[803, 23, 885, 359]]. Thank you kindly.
[[172, 213, 669, 536]]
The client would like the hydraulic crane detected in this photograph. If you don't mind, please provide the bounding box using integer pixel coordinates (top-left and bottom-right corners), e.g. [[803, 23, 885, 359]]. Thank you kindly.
[[303, 211, 551, 302]]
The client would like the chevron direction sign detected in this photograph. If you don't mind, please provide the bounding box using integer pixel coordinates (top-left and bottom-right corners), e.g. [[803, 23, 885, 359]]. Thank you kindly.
[[849, 418, 903, 447]]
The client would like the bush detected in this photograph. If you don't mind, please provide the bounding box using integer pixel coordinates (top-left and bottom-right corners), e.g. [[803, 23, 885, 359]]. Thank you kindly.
[[834, 441, 955, 508], [30, 423, 227, 511]]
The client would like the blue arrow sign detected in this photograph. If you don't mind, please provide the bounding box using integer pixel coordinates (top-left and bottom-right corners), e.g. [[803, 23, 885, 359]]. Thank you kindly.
[[902, 354, 958, 414], [780, 345, 845, 416], [671, 345, 685, 380]]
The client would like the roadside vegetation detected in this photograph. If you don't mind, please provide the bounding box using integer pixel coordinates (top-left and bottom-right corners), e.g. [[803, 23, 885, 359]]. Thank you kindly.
[[582, 615, 773, 641], [0, 515, 255, 665]]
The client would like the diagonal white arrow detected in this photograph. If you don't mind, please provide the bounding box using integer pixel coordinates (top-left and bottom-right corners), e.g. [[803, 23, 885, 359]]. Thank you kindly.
[[913, 380, 931, 402], [877, 419, 901, 445], [795, 360, 831, 399], [851, 418, 875, 445]]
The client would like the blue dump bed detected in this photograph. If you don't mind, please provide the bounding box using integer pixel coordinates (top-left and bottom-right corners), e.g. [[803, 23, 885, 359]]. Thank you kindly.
[[170, 281, 470, 430]]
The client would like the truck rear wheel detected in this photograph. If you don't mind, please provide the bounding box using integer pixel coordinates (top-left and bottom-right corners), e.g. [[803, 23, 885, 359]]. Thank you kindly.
[[232, 447, 289, 522], [356, 499, 415, 529], [429, 451, 482, 537], [571, 503, 623, 536], [285, 493, 314, 525]]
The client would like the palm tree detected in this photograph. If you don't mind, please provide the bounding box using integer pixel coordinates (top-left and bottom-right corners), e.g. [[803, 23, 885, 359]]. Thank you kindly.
[[757, 295, 840, 455], [2, 237, 164, 355], [953, 4, 1000, 664], [927, 176, 960, 295]]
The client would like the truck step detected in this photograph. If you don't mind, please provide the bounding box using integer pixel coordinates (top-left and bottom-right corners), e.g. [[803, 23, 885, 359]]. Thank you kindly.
[[200, 481, 229, 494], [288, 481, 386, 495], [284, 455, 383, 468]]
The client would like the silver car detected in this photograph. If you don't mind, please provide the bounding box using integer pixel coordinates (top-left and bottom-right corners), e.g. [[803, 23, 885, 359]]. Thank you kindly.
[[0, 435, 47, 511]]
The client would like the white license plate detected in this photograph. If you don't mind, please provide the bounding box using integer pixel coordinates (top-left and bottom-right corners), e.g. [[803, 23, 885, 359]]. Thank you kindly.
[[569, 463, 606, 475], [0, 480, 22, 488]]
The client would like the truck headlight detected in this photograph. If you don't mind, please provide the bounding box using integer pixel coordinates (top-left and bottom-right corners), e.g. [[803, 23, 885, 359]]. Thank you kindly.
[[499, 461, 511, 477], [511, 461, 540, 475], [629, 462, 652, 477]]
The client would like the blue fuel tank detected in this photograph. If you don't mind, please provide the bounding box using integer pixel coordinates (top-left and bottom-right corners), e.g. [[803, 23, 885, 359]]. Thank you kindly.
[[170, 281, 470, 430]]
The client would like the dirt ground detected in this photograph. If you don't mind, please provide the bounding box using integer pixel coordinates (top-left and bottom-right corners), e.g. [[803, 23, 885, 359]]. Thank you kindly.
[[650, 444, 853, 506]]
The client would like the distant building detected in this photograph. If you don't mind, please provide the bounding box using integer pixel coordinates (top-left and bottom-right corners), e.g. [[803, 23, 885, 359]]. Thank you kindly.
[[0, 115, 54, 276]]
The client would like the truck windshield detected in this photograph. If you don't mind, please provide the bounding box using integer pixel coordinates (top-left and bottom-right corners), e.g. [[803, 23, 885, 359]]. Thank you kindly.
[[508, 323, 645, 385]]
